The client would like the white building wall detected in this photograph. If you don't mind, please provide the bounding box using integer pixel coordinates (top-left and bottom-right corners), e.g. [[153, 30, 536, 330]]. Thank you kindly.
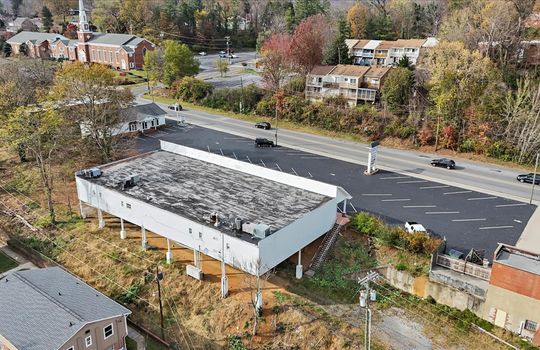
[[76, 177, 261, 274]]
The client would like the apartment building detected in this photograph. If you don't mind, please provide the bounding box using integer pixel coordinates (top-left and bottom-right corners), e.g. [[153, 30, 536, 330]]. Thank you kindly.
[[347, 38, 437, 67], [305, 64, 391, 107]]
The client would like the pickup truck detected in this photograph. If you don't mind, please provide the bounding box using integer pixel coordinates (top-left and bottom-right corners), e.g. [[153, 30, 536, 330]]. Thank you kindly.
[[405, 221, 427, 234]]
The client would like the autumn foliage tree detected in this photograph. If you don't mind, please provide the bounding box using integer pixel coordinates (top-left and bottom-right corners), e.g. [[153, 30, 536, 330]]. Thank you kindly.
[[289, 15, 331, 75], [347, 3, 369, 38], [260, 33, 292, 90]]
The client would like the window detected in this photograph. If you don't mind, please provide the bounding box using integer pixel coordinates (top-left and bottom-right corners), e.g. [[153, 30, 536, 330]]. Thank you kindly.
[[109, 51, 113, 63], [67, 347, 75, 350], [189, 228, 192, 234], [126, 203, 131, 209], [85, 335, 92, 347], [142, 47, 147, 58], [103, 323, 114, 339], [350, 78, 356, 84], [91, 49, 95, 60], [525, 320, 538, 332], [116, 51, 119, 63], [98, 49, 102, 61], [198, 232, 202, 238]]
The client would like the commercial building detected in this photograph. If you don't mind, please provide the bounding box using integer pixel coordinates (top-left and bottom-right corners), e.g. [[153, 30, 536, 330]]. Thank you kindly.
[[0, 267, 131, 350], [6, 0, 154, 70], [305, 64, 391, 106], [480, 244, 540, 345], [76, 141, 351, 296]]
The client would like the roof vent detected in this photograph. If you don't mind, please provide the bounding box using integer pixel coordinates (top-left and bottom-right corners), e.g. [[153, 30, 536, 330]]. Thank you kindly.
[[121, 175, 140, 190]]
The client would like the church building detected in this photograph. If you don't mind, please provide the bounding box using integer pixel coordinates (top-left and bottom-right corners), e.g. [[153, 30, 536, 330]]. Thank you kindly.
[[6, 0, 154, 70]]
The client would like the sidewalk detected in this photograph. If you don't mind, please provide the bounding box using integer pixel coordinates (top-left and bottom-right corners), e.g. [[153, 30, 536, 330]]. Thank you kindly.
[[127, 326, 146, 350], [516, 206, 540, 253]]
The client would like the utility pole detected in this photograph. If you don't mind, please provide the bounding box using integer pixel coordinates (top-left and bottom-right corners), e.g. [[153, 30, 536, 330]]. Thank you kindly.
[[530, 153, 539, 205], [434, 105, 441, 151], [240, 76, 244, 113], [358, 271, 379, 350], [225, 36, 231, 64], [155, 266, 165, 340]]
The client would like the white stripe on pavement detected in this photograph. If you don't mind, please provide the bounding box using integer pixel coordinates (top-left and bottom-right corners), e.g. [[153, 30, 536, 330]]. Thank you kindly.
[[420, 185, 451, 189], [425, 211, 460, 214], [381, 199, 411, 202], [380, 176, 410, 180], [361, 193, 393, 196], [467, 196, 497, 201], [495, 203, 528, 207], [479, 226, 514, 230], [444, 190, 472, 195], [397, 180, 429, 184], [403, 205, 437, 208], [451, 218, 486, 222]]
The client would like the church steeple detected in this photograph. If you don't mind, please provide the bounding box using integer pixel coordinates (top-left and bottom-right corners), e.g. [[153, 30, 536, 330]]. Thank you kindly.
[[78, 0, 90, 32]]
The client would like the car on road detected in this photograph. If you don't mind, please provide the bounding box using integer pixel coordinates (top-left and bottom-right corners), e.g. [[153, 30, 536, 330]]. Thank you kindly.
[[255, 122, 271, 130], [516, 173, 540, 184], [405, 221, 427, 234], [219, 53, 227, 58], [219, 51, 226, 54], [168, 104, 182, 111], [430, 158, 456, 169], [255, 138, 274, 147], [199, 51, 207, 56], [229, 54, 238, 58]]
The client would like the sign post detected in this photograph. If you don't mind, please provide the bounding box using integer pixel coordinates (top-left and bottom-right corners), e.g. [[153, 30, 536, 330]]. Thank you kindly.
[[364, 141, 379, 175]]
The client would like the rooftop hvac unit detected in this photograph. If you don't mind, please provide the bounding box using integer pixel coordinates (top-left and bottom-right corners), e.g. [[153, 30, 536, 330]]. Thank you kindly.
[[76, 167, 102, 178], [234, 218, 243, 231], [122, 175, 141, 190], [253, 224, 271, 239]]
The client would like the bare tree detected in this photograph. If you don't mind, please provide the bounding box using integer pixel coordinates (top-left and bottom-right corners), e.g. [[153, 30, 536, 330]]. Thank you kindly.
[[242, 258, 274, 337]]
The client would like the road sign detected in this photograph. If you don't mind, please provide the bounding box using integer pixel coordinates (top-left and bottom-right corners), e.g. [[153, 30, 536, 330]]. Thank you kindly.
[[365, 142, 379, 175]]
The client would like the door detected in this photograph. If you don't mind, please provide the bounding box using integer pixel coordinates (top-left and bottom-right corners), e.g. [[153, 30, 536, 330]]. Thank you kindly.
[[494, 309, 507, 328], [121, 59, 126, 70], [142, 121, 148, 130], [128, 121, 137, 132]]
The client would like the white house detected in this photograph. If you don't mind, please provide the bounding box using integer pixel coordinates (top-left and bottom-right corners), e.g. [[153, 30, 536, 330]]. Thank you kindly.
[[76, 141, 351, 296], [350, 38, 438, 67]]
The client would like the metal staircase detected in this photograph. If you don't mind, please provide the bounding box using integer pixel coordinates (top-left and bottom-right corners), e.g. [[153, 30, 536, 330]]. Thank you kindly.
[[306, 223, 343, 276]]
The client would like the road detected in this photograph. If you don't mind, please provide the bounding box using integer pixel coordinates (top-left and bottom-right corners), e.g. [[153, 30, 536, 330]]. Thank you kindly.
[[134, 120, 535, 259]]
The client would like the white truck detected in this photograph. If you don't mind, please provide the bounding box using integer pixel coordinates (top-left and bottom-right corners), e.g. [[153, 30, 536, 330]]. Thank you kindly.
[[405, 221, 427, 234]]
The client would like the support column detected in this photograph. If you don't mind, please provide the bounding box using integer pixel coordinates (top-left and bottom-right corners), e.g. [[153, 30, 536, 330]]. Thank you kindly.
[[79, 200, 86, 219], [166, 239, 172, 264], [97, 208, 105, 228], [119, 218, 126, 240], [193, 249, 201, 268], [221, 233, 228, 298], [141, 225, 148, 251], [343, 198, 348, 217], [296, 249, 303, 279]]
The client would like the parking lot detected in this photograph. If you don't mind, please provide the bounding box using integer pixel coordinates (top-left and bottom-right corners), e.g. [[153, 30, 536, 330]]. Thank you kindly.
[[135, 122, 536, 259]]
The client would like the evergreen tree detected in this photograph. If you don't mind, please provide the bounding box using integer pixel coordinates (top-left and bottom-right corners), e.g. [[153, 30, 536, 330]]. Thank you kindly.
[[365, 15, 396, 40], [284, 4, 296, 33], [324, 17, 352, 65], [42, 6, 53, 32], [2, 43, 12, 57], [396, 56, 413, 70]]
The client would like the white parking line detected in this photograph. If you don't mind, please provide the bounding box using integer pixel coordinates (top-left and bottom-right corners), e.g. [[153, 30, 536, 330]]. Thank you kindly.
[[513, 219, 522, 224], [207, 145, 211, 152], [452, 218, 486, 222], [381, 198, 411, 202], [403, 205, 437, 208], [291, 168, 298, 175], [275, 163, 282, 172], [308, 172, 313, 178], [362, 193, 392, 196], [300, 156, 329, 159], [467, 196, 497, 201], [246, 156, 252, 163], [397, 180, 429, 184], [479, 226, 514, 230], [420, 185, 451, 189], [425, 211, 460, 214], [260, 159, 266, 167], [380, 176, 410, 180], [444, 190, 472, 195], [232, 152, 238, 160], [495, 203, 528, 207], [219, 148, 224, 156]]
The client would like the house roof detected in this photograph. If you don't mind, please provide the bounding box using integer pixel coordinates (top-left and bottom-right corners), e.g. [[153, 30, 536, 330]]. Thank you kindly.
[[345, 39, 359, 50], [310, 65, 336, 76], [7, 31, 67, 44], [364, 66, 391, 78], [123, 103, 168, 122], [393, 39, 427, 48], [0, 267, 130, 350], [375, 41, 394, 50], [364, 40, 382, 50], [10, 17, 31, 27], [332, 64, 370, 77], [353, 39, 370, 49]]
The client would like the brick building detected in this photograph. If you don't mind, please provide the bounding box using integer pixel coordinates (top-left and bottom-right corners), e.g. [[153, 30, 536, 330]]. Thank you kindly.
[[6, 0, 154, 70], [480, 244, 540, 346]]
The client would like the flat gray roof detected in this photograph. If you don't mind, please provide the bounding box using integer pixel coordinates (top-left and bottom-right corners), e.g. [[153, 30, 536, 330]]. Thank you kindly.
[[496, 248, 540, 275], [85, 150, 331, 242]]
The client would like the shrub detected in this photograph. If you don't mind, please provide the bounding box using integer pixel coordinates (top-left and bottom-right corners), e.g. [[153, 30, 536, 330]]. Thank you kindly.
[[283, 76, 306, 94], [202, 85, 265, 113], [459, 138, 476, 153], [118, 282, 141, 304], [350, 212, 383, 236], [173, 77, 213, 103]]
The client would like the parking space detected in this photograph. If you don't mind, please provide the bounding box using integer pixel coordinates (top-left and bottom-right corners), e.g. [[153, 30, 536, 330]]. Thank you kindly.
[[135, 122, 536, 259]]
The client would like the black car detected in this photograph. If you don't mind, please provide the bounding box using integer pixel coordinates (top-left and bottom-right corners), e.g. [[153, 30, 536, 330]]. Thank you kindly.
[[430, 158, 456, 169], [168, 104, 182, 111], [255, 138, 274, 147], [517, 173, 540, 185], [255, 122, 271, 130]]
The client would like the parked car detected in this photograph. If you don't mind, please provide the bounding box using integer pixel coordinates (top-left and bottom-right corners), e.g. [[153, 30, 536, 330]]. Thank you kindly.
[[219, 53, 227, 58], [168, 104, 182, 111], [229, 54, 238, 58], [430, 158, 456, 169], [199, 51, 207, 56], [219, 50, 226, 54], [255, 122, 271, 130], [517, 173, 540, 184], [255, 138, 274, 147], [405, 221, 427, 234]]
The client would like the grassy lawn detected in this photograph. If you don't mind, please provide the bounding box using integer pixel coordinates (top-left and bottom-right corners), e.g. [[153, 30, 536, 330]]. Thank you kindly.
[[0, 250, 19, 273], [114, 69, 149, 86]]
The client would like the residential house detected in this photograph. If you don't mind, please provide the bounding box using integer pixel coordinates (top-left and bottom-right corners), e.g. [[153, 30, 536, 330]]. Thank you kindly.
[[6, 0, 154, 70], [479, 244, 540, 346], [122, 102, 168, 133], [6, 17, 39, 32], [305, 64, 391, 107], [350, 38, 437, 67], [0, 267, 131, 350]]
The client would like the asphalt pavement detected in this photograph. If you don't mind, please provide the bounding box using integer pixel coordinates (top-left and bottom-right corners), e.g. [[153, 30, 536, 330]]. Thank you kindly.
[[135, 121, 536, 259]]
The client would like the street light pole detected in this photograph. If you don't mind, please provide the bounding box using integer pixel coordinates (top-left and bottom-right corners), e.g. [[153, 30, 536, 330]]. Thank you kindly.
[[530, 153, 539, 205]]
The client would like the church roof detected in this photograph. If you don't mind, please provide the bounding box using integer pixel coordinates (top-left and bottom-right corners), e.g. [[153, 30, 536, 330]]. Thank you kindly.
[[7, 31, 67, 44], [88, 33, 143, 46]]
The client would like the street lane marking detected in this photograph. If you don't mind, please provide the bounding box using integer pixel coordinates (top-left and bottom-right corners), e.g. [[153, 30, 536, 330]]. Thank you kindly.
[[467, 196, 497, 201], [362, 193, 392, 196], [479, 226, 514, 230], [207, 145, 211, 152], [420, 185, 451, 189], [382, 199, 411, 202], [495, 203, 528, 207], [397, 180, 429, 184], [426, 211, 460, 214], [452, 218, 486, 222], [220, 148, 224, 156], [300, 156, 329, 159], [513, 219, 522, 223], [444, 190, 472, 195], [403, 205, 437, 208], [380, 176, 410, 180]]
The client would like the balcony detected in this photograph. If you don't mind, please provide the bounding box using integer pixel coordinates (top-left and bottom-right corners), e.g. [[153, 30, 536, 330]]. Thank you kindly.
[[323, 82, 339, 88], [339, 82, 357, 89], [305, 90, 322, 99]]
